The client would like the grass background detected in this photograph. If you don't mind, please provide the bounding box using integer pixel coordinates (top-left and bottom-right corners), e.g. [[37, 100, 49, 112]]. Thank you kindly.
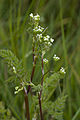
[[0, 0, 80, 120]]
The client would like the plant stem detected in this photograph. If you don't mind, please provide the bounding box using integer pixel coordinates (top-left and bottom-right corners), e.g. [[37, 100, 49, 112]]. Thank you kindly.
[[41, 54, 44, 86], [27, 48, 37, 94], [38, 92, 43, 120], [24, 87, 30, 120], [39, 54, 44, 120], [40, 54, 44, 96]]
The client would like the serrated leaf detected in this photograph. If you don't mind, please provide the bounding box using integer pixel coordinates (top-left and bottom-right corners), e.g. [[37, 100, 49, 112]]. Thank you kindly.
[[42, 73, 60, 101], [42, 95, 67, 120], [0, 50, 25, 80]]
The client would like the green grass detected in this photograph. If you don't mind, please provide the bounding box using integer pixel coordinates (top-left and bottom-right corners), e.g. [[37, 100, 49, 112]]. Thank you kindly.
[[0, 0, 80, 120]]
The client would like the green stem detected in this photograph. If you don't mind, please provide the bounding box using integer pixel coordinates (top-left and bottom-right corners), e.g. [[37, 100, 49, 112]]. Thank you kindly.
[[39, 54, 44, 120]]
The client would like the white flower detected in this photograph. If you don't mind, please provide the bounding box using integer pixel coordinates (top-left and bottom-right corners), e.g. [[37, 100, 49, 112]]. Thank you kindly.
[[13, 66, 16, 73], [46, 35, 50, 39], [34, 14, 40, 21], [38, 28, 42, 32], [30, 13, 33, 18], [44, 35, 49, 41], [60, 67, 66, 74], [53, 54, 60, 61], [33, 26, 44, 33], [50, 38, 54, 43], [43, 58, 48, 64], [48, 42, 52, 46], [44, 37, 48, 41], [38, 26, 44, 31], [37, 34, 42, 39]]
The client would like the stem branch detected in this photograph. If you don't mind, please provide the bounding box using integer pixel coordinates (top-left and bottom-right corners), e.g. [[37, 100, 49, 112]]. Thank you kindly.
[[38, 92, 43, 120], [27, 46, 37, 94], [39, 54, 44, 120], [24, 87, 30, 120]]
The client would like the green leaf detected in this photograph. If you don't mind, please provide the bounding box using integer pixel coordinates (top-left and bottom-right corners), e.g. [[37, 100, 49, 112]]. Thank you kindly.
[[42, 95, 67, 120], [42, 73, 60, 101], [0, 49, 25, 80]]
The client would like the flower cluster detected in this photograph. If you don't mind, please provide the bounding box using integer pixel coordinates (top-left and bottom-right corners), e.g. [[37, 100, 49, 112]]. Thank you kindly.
[[43, 35, 54, 46], [53, 54, 60, 61], [43, 58, 48, 64], [30, 13, 54, 49], [33, 26, 44, 33], [30, 13, 40, 21], [29, 13, 66, 76], [60, 67, 66, 74]]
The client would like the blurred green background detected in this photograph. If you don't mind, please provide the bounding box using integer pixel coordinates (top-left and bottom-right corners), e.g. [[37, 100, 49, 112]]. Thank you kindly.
[[0, 0, 80, 120]]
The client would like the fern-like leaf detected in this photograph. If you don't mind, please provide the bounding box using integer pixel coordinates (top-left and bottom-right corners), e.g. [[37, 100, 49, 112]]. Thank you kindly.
[[0, 49, 25, 80], [42, 95, 67, 120], [42, 73, 60, 101]]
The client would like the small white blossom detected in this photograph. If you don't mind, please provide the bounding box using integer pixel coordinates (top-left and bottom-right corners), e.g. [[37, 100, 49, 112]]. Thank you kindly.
[[44, 35, 49, 41], [46, 35, 50, 39], [13, 66, 16, 73], [48, 42, 52, 46], [33, 26, 44, 33], [50, 38, 54, 43], [43, 58, 48, 64], [60, 67, 66, 74], [33, 28, 41, 32], [44, 36, 48, 41], [38, 26, 44, 31], [44, 37, 49, 41], [34, 14, 40, 21], [37, 34, 42, 39], [53, 54, 60, 61], [30, 13, 33, 18]]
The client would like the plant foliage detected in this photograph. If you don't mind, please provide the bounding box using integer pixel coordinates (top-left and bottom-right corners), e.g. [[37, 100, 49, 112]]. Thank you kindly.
[[0, 13, 67, 120]]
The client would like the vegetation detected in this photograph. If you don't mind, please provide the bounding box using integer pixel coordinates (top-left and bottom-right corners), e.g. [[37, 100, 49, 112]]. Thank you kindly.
[[0, 0, 80, 120]]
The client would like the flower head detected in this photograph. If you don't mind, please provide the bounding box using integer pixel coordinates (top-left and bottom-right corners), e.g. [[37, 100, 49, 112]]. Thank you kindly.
[[50, 38, 54, 43], [53, 54, 60, 61], [30, 13, 33, 18], [34, 14, 40, 21], [43, 58, 48, 64], [13, 66, 16, 74], [60, 67, 66, 74], [33, 26, 44, 33]]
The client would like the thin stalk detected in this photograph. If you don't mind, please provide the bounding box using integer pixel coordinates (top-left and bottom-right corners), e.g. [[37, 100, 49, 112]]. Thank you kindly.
[[38, 92, 43, 120], [39, 54, 44, 120], [40, 54, 44, 96], [27, 46, 37, 94], [24, 87, 30, 120], [41, 54, 44, 86]]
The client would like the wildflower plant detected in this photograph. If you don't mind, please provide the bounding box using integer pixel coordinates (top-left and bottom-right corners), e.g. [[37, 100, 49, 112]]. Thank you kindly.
[[0, 13, 67, 120]]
